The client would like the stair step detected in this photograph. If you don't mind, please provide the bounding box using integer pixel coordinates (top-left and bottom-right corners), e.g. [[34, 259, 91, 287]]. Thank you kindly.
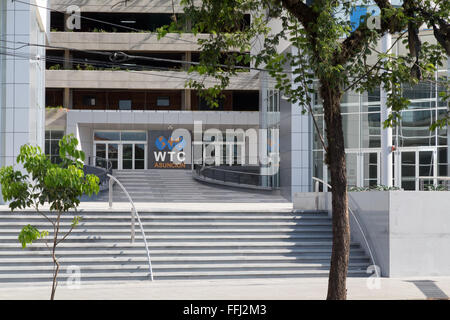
[[0, 255, 368, 264], [0, 212, 328, 218], [0, 253, 369, 262], [0, 263, 370, 272], [0, 268, 369, 282], [0, 190, 371, 283], [0, 241, 357, 248], [0, 234, 334, 242], [0, 222, 333, 228], [0, 227, 334, 234]]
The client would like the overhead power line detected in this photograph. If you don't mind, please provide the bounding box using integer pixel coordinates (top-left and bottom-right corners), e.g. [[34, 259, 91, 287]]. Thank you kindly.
[[4, 48, 447, 106], [12, 0, 198, 44], [0, 38, 292, 75], [11, 0, 279, 72], [2, 47, 447, 101], [0, 50, 270, 88]]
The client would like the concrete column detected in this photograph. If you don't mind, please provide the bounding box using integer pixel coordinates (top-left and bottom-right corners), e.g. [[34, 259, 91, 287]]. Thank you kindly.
[[183, 90, 192, 110], [0, 0, 6, 174], [447, 56, 450, 178], [183, 51, 191, 71], [63, 49, 72, 69], [63, 88, 72, 109], [182, 52, 192, 110], [64, 13, 70, 31], [259, 71, 269, 187], [380, 5, 393, 187]]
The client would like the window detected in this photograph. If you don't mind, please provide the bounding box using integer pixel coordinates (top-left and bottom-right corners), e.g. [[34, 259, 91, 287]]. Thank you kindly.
[[121, 132, 147, 141], [94, 131, 120, 141], [94, 131, 146, 142], [45, 130, 64, 164], [157, 96, 170, 107], [82, 96, 96, 106], [199, 97, 224, 110], [119, 100, 132, 110], [232, 91, 259, 111]]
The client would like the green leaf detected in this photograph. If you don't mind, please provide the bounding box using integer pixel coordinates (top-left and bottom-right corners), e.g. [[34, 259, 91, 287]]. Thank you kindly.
[[18, 225, 48, 248], [71, 216, 82, 228]]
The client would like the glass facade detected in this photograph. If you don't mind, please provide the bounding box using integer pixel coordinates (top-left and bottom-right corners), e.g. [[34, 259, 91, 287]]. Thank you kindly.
[[312, 71, 449, 190], [265, 89, 280, 188], [45, 130, 64, 164], [93, 131, 147, 170]]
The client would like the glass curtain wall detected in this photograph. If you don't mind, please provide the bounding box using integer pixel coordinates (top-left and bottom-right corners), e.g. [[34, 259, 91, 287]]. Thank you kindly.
[[312, 69, 448, 190], [266, 89, 280, 188]]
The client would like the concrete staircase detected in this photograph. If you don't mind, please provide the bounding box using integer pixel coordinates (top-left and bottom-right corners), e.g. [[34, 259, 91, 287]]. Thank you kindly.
[[0, 210, 371, 284], [88, 169, 288, 203]]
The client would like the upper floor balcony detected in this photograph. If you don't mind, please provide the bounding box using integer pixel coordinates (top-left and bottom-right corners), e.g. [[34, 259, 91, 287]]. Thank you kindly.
[[46, 88, 260, 112], [65, 109, 260, 127], [50, 0, 190, 14], [49, 31, 206, 52], [46, 70, 260, 91]]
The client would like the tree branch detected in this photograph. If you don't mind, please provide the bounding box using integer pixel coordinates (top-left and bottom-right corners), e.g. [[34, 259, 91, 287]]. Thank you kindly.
[[34, 204, 55, 227], [344, 30, 408, 92], [337, 0, 411, 66], [277, 0, 318, 29], [56, 225, 75, 246], [415, 5, 450, 55], [372, 0, 392, 10]]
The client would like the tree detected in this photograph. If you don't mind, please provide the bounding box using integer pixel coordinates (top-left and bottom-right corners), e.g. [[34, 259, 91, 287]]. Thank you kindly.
[[0, 134, 99, 300], [158, 0, 449, 299]]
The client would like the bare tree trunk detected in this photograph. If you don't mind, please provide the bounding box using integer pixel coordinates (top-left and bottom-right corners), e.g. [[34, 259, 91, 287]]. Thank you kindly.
[[50, 212, 62, 300], [321, 83, 350, 300]]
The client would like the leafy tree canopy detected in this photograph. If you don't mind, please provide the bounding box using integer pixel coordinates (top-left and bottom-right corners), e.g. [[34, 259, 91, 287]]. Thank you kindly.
[[0, 134, 99, 246], [159, 0, 449, 130]]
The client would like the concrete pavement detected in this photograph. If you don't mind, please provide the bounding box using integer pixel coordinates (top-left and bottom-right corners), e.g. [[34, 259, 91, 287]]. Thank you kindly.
[[0, 277, 449, 300]]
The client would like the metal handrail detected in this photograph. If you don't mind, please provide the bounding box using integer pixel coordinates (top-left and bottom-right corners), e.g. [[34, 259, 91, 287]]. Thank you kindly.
[[83, 164, 110, 191], [201, 166, 262, 176], [107, 174, 154, 281], [312, 177, 331, 191], [416, 176, 450, 190], [417, 176, 450, 181], [312, 177, 380, 278], [91, 156, 113, 173], [193, 164, 277, 190]]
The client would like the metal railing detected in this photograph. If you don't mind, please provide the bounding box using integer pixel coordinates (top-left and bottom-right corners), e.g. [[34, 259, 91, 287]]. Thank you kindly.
[[417, 176, 450, 191], [312, 177, 380, 278], [85, 156, 113, 190], [89, 156, 113, 172], [313, 177, 329, 192], [193, 164, 278, 190], [108, 174, 154, 281]]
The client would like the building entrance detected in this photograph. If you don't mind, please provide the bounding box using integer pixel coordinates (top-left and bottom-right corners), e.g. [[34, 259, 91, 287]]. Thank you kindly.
[[93, 131, 147, 170]]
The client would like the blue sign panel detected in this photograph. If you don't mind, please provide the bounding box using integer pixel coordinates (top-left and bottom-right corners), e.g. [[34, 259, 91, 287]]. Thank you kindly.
[[350, 6, 367, 32]]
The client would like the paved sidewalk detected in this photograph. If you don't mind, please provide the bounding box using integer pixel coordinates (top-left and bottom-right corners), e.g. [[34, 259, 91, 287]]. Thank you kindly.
[[0, 277, 449, 300]]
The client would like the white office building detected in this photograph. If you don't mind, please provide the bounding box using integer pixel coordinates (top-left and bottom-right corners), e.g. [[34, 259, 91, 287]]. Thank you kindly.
[[0, 0, 49, 169], [44, 2, 448, 197], [44, 0, 260, 174]]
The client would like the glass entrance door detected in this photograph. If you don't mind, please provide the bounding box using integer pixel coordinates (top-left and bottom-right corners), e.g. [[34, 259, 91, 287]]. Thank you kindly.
[[401, 151, 416, 190], [343, 151, 380, 188], [121, 143, 146, 170], [94, 131, 147, 170], [417, 150, 435, 190], [400, 149, 437, 190], [134, 144, 146, 169], [95, 143, 118, 169], [108, 144, 119, 169], [95, 143, 106, 167], [122, 144, 133, 169]]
